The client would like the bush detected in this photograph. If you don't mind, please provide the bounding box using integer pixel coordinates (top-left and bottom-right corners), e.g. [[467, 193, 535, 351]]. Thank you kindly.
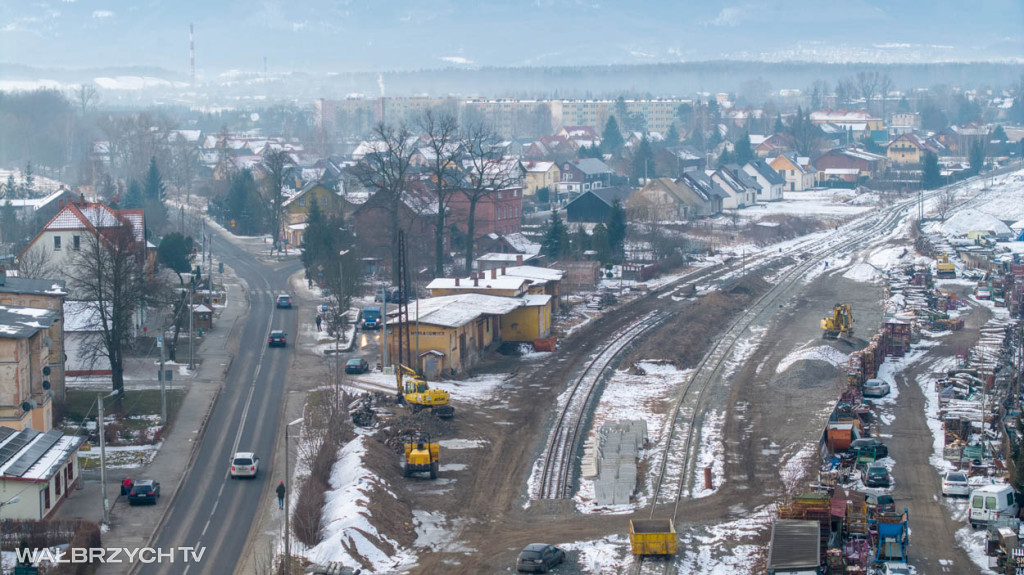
[[292, 477, 328, 547]]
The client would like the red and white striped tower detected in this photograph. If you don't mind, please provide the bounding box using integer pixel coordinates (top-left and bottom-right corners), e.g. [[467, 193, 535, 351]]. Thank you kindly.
[[189, 24, 195, 86]]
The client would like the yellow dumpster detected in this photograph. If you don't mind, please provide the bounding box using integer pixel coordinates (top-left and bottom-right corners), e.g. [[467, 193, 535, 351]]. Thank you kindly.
[[629, 519, 677, 556]]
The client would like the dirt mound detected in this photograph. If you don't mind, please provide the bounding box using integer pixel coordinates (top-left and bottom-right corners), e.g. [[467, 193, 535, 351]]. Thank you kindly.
[[360, 437, 416, 550], [728, 275, 770, 295], [375, 409, 457, 453]]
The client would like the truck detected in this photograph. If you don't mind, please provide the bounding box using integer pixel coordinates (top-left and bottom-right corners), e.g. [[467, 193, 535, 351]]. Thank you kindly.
[[767, 519, 820, 575], [628, 519, 677, 556], [362, 306, 381, 330]]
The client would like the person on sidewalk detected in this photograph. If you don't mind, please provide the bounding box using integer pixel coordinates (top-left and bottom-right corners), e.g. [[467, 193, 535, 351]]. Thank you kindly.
[[315, 314, 322, 332], [121, 478, 133, 496], [276, 481, 286, 509]]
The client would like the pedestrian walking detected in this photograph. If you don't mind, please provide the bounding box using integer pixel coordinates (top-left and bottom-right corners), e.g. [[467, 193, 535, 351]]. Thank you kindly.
[[276, 481, 286, 509], [315, 314, 322, 332]]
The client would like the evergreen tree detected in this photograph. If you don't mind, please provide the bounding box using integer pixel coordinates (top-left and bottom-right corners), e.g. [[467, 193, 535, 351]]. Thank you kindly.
[[606, 199, 627, 262], [716, 149, 736, 167], [570, 224, 590, 257], [156, 232, 194, 284], [142, 157, 169, 233], [143, 156, 166, 201], [1, 200, 18, 243], [600, 116, 624, 156], [921, 151, 942, 190], [591, 223, 611, 264], [896, 97, 911, 114], [20, 161, 33, 198], [735, 133, 753, 166], [774, 114, 784, 133], [665, 124, 680, 146], [969, 141, 985, 175], [122, 179, 144, 209], [630, 136, 656, 185], [4, 174, 14, 198], [542, 210, 568, 260]]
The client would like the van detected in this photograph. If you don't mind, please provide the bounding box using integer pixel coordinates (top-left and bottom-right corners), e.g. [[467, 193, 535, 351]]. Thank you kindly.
[[969, 484, 1019, 528]]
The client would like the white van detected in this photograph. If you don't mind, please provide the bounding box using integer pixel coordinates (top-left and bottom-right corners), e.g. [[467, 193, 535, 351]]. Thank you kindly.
[[969, 484, 1019, 528]]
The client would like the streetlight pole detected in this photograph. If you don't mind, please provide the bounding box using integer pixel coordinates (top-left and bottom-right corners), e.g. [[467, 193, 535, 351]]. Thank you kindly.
[[381, 281, 388, 371], [284, 417, 303, 575], [97, 390, 120, 525]]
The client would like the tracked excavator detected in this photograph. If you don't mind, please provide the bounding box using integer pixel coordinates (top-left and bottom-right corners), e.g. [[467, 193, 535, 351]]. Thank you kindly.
[[821, 303, 854, 339]]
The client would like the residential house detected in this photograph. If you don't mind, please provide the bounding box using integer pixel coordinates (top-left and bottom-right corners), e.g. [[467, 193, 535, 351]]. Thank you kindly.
[[755, 133, 797, 158], [709, 165, 759, 209], [742, 160, 785, 201], [523, 136, 577, 162], [350, 186, 438, 277], [556, 158, 614, 201], [521, 161, 561, 198], [448, 185, 524, 239], [809, 109, 884, 137], [676, 172, 728, 217], [62, 300, 108, 379], [0, 305, 57, 432], [813, 148, 888, 184], [937, 123, 990, 155], [886, 133, 944, 166], [768, 154, 816, 191], [0, 426, 83, 520], [889, 112, 921, 135], [0, 273, 66, 401], [626, 178, 689, 222], [670, 145, 706, 172], [281, 181, 347, 246], [557, 126, 601, 149], [2, 188, 76, 229], [565, 186, 634, 223], [19, 199, 147, 283], [474, 233, 542, 259]]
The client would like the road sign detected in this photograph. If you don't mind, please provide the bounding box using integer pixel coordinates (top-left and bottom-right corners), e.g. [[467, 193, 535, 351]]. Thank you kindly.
[[156, 336, 163, 348]]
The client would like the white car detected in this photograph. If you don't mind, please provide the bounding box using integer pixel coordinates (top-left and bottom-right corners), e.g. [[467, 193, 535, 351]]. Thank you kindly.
[[941, 471, 970, 497], [863, 379, 890, 398], [879, 562, 910, 575], [230, 452, 260, 478]]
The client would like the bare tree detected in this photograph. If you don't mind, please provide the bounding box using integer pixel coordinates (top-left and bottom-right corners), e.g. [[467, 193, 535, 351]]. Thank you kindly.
[[170, 138, 199, 205], [878, 74, 895, 123], [16, 245, 56, 279], [357, 123, 416, 285], [99, 112, 175, 181], [66, 225, 145, 402], [935, 187, 958, 221], [835, 78, 857, 108], [856, 71, 879, 110], [75, 84, 98, 116], [417, 109, 462, 277], [458, 122, 519, 271], [260, 149, 291, 251]]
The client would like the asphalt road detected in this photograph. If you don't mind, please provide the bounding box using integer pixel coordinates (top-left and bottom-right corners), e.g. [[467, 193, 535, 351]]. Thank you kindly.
[[139, 232, 301, 575]]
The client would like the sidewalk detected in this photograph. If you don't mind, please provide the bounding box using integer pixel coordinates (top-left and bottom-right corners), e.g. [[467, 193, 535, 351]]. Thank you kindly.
[[57, 267, 248, 575]]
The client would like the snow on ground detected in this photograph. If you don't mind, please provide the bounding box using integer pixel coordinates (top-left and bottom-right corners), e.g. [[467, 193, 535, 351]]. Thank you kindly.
[[296, 435, 414, 571], [841, 261, 883, 283], [966, 170, 1024, 222], [574, 362, 692, 513], [936, 209, 1013, 237], [955, 526, 1000, 575], [775, 339, 849, 374], [79, 443, 162, 468], [431, 373, 510, 407], [722, 327, 766, 379], [738, 188, 877, 221], [690, 410, 726, 498], [780, 444, 818, 492]]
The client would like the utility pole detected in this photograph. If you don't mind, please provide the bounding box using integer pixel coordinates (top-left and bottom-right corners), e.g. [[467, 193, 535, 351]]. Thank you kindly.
[[284, 418, 303, 575], [188, 276, 195, 371], [381, 281, 388, 370], [97, 391, 120, 525], [159, 334, 166, 426]]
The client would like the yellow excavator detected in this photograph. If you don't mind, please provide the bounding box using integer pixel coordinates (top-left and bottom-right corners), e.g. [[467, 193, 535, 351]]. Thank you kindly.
[[396, 364, 455, 419], [821, 303, 854, 339], [403, 430, 440, 479], [936, 253, 956, 279]]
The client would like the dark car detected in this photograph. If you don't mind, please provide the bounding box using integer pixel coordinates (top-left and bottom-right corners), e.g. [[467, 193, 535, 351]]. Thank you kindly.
[[865, 493, 896, 517], [276, 294, 293, 308], [516, 543, 565, 573], [865, 463, 891, 488], [850, 438, 888, 460], [268, 330, 287, 347], [345, 358, 370, 374], [128, 479, 160, 505]]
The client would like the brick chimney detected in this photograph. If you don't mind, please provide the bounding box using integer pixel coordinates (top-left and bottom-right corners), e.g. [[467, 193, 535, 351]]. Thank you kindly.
[[454, 277, 460, 286], [516, 254, 524, 265], [490, 268, 497, 279]]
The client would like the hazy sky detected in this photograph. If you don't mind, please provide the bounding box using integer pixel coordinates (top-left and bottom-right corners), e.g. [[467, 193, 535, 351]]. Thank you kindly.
[[1, 0, 1021, 75]]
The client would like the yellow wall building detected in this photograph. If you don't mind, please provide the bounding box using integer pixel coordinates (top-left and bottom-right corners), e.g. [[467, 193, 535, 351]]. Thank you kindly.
[[0, 305, 58, 433]]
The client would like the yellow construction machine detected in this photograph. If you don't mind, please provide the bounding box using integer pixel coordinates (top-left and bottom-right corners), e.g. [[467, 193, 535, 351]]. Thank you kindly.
[[821, 304, 854, 339], [936, 253, 956, 279], [402, 430, 440, 479], [396, 364, 455, 418]]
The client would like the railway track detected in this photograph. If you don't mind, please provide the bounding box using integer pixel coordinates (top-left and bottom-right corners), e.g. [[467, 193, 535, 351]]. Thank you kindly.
[[537, 310, 672, 499], [628, 181, 981, 575]]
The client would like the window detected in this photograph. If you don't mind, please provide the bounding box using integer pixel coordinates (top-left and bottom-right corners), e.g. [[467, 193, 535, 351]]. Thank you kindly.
[[72, 235, 80, 251], [53, 236, 61, 251], [298, 197, 306, 206], [55, 474, 61, 496], [986, 496, 997, 510], [43, 486, 50, 510]]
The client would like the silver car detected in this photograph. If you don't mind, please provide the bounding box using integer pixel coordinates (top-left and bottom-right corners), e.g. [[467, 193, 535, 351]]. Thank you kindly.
[[230, 452, 260, 478], [941, 471, 970, 497], [863, 379, 890, 397]]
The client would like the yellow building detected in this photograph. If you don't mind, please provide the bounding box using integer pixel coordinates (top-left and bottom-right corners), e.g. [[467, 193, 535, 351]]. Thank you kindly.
[[0, 305, 57, 432], [281, 182, 346, 246], [501, 294, 552, 343], [886, 133, 931, 166], [521, 161, 560, 197], [499, 265, 564, 314]]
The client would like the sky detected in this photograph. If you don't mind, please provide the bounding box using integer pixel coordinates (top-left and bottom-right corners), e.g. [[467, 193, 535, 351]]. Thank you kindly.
[[0, 0, 1021, 76]]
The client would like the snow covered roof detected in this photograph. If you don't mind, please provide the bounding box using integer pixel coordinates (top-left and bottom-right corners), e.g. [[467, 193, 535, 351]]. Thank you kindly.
[[522, 294, 552, 307], [501, 232, 541, 256], [388, 293, 526, 328], [502, 265, 565, 282], [426, 275, 530, 293], [939, 209, 1013, 237], [0, 428, 83, 480], [0, 305, 57, 339], [809, 109, 879, 123], [191, 304, 213, 313], [522, 161, 556, 173], [0, 277, 66, 297], [477, 253, 522, 263], [574, 158, 614, 176]]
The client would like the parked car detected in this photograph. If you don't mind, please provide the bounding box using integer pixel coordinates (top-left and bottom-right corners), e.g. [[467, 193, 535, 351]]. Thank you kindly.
[[862, 379, 890, 398], [345, 358, 370, 374], [516, 543, 565, 573], [230, 452, 260, 478], [865, 493, 896, 517], [865, 463, 891, 488], [276, 294, 293, 308], [850, 438, 889, 460], [127, 479, 161, 505], [268, 330, 287, 347], [879, 562, 911, 575], [941, 472, 970, 497], [969, 484, 1019, 528]]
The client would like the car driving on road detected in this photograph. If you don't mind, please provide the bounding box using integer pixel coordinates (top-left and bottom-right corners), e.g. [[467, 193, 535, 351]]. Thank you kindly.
[[268, 330, 287, 347], [516, 543, 565, 573], [345, 358, 370, 374], [230, 452, 260, 478], [276, 294, 292, 308]]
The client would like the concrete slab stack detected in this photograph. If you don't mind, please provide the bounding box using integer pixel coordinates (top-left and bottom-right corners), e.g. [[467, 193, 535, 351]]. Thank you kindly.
[[591, 419, 647, 505]]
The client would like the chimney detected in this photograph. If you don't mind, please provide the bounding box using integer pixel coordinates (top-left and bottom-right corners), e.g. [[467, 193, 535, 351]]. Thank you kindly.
[[516, 254, 524, 266], [454, 277, 460, 286], [490, 268, 497, 279], [501, 265, 507, 275], [473, 275, 479, 287]]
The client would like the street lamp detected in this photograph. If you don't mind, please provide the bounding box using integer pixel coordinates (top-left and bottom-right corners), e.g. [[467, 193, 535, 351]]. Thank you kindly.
[[284, 417, 303, 575], [97, 389, 122, 525]]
